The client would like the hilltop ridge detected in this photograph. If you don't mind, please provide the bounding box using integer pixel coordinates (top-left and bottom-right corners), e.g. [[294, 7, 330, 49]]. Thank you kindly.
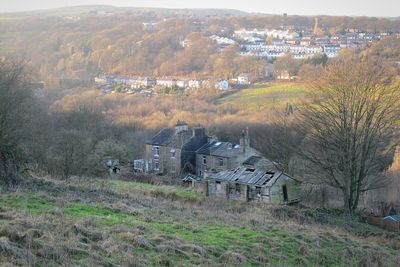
[[0, 5, 249, 17]]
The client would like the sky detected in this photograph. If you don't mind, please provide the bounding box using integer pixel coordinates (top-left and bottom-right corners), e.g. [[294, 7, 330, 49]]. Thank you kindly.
[[0, 0, 399, 17]]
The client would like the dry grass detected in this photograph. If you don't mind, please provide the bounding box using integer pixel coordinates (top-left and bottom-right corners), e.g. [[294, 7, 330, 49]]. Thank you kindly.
[[0, 176, 399, 266]]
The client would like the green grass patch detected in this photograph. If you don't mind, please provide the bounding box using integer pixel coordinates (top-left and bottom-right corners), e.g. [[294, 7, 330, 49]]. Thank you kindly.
[[0, 194, 55, 214], [217, 82, 310, 111], [64, 202, 141, 226]]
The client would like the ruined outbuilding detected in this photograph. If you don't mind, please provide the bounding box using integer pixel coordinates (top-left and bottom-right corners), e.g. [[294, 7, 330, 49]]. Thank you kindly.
[[207, 165, 301, 204]]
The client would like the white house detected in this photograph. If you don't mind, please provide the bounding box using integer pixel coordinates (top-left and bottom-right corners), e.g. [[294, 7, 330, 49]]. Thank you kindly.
[[210, 35, 236, 46], [323, 44, 341, 58], [157, 79, 177, 88], [176, 80, 189, 88], [188, 80, 202, 88], [306, 46, 323, 54], [134, 78, 156, 88], [180, 38, 192, 48], [215, 80, 230, 90], [237, 74, 250, 85], [94, 76, 108, 85]]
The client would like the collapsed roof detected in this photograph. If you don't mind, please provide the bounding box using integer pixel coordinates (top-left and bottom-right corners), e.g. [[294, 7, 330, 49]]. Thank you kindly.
[[208, 166, 300, 187]]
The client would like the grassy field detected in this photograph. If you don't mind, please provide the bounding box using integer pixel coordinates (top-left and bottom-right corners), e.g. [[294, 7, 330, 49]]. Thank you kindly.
[[0, 176, 399, 266], [217, 82, 310, 112]]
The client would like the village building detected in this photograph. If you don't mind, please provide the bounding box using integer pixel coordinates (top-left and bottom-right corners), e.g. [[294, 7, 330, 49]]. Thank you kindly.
[[323, 44, 341, 58], [135, 123, 302, 204], [134, 122, 208, 175], [176, 80, 189, 88], [237, 73, 250, 85], [157, 78, 177, 88], [135, 126, 265, 178], [188, 80, 202, 88], [183, 145, 301, 204], [180, 38, 192, 48], [94, 76, 110, 85], [210, 35, 236, 50], [195, 129, 262, 178], [286, 38, 300, 45], [142, 22, 158, 32], [215, 79, 230, 90], [127, 77, 157, 88], [196, 141, 241, 178]]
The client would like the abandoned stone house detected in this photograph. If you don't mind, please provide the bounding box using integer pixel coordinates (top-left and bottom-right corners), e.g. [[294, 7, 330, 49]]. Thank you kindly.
[[183, 155, 301, 204], [207, 164, 301, 204], [195, 129, 264, 179], [135, 124, 263, 177], [134, 122, 301, 203], [134, 122, 207, 175]]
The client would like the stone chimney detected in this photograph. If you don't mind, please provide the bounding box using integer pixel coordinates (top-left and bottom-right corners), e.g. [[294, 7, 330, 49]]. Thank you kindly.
[[245, 127, 250, 147], [175, 120, 188, 134], [240, 127, 250, 155], [208, 135, 218, 144], [192, 127, 205, 138]]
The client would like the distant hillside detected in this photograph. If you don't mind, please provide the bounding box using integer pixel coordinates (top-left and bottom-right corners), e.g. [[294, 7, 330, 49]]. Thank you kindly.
[[0, 7, 398, 88], [1, 5, 249, 18]]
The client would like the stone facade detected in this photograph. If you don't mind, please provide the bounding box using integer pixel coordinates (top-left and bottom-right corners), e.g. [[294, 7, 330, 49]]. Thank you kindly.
[[145, 144, 182, 175], [142, 122, 208, 175], [195, 129, 264, 178]]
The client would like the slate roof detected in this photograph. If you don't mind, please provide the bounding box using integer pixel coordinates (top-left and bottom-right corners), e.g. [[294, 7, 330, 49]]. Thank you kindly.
[[173, 131, 193, 148], [147, 128, 192, 147], [149, 128, 174, 146], [208, 166, 286, 187], [196, 141, 241, 158], [243, 156, 262, 166], [243, 155, 278, 171]]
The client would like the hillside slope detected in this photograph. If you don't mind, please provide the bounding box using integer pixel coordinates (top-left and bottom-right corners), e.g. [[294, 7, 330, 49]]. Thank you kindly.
[[0, 176, 399, 266], [217, 82, 310, 111]]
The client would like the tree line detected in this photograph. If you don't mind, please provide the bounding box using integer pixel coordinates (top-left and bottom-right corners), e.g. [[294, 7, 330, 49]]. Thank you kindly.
[[0, 61, 149, 184]]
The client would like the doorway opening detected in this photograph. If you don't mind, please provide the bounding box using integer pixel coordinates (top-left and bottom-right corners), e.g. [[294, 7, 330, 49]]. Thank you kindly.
[[282, 185, 288, 202]]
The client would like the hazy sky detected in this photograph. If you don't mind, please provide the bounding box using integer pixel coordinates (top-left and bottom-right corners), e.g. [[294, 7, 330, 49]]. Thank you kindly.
[[0, 0, 399, 17]]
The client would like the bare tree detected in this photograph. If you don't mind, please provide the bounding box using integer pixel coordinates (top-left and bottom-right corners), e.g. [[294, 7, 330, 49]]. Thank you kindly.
[[251, 105, 305, 175], [0, 61, 32, 185], [300, 57, 400, 211]]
